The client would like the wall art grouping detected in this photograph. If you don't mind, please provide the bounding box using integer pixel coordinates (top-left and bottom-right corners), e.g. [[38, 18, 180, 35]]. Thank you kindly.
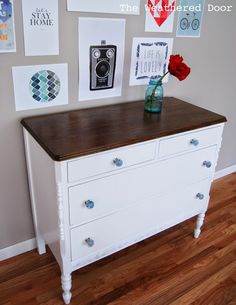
[[12, 64, 68, 111], [5, 0, 206, 111], [0, 0, 16, 53], [78, 17, 125, 102], [176, 0, 205, 37], [22, 0, 59, 56], [129, 37, 173, 86], [67, 0, 140, 15], [145, 0, 175, 33]]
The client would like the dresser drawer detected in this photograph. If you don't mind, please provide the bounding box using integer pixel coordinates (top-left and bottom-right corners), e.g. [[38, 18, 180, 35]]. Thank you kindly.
[[159, 126, 222, 158], [67, 141, 156, 183], [70, 179, 210, 261], [68, 146, 216, 226]]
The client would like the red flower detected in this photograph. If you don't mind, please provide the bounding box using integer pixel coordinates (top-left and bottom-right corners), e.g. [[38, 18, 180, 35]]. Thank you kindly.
[[168, 55, 191, 81]]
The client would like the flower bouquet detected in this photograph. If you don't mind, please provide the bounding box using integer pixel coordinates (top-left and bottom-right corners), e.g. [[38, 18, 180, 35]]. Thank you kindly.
[[144, 55, 191, 113]]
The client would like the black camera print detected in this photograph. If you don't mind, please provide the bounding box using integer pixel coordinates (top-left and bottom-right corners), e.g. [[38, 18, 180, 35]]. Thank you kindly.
[[90, 40, 117, 91]]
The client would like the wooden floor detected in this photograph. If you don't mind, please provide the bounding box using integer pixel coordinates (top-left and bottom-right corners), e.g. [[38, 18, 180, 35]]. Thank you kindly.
[[1, 174, 236, 305]]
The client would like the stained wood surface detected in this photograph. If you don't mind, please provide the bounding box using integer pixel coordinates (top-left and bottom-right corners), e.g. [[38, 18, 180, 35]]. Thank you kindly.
[[21, 98, 226, 161], [1, 173, 236, 305]]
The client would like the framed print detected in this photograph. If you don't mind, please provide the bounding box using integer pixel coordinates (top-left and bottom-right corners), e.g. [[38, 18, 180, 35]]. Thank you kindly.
[[12, 64, 68, 111], [67, 0, 140, 15], [78, 18, 125, 102], [0, 0, 16, 53], [176, 0, 205, 37], [145, 0, 175, 33], [129, 37, 173, 86], [22, 0, 59, 56]]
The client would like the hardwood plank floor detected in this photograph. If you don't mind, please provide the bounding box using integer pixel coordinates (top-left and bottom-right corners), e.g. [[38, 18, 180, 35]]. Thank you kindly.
[[0, 173, 236, 305]]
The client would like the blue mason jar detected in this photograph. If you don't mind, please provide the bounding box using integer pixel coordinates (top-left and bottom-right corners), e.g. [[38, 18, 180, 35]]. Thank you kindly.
[[144, 78, 163, 113]]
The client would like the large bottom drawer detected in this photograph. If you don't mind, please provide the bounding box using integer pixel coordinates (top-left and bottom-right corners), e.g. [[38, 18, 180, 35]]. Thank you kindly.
[[70, 179, 210, 261]]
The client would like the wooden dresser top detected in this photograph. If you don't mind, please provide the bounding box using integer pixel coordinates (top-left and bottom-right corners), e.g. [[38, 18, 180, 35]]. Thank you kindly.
[[21, 98, 226, 161]]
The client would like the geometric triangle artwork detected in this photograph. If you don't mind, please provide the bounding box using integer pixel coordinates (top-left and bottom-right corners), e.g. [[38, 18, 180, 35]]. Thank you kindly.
[[148, 0, 175, 27]]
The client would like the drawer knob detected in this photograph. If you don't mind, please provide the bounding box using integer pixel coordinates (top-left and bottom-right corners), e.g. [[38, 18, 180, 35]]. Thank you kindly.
[[85, 200, 94, 209], [85, 238, 94, 247], [190, 139, 199, 146], [196, 193, 205, 200], [203, 161, 212, 168], [113, 158, 123, 167]]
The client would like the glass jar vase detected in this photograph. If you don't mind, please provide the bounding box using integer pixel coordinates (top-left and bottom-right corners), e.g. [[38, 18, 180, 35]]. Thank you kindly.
[[144, 78, 163, 113]]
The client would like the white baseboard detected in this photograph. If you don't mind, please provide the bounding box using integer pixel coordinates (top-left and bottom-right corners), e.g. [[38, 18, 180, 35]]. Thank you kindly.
[[0, 238, 36, 261], [0, 165, 235, 261], [214, 164, 236, 180]]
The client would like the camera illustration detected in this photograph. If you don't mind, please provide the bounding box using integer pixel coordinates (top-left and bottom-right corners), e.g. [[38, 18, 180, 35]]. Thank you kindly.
[[90, 40, 117, 91]]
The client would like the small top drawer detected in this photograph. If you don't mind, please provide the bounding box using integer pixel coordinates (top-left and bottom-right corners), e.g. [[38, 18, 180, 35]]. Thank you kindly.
[[159, 126, 222, 158], [67, 141, 156, 183]]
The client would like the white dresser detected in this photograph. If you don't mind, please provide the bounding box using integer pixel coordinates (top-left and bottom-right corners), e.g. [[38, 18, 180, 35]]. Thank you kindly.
[[21, 98, 226, 304]]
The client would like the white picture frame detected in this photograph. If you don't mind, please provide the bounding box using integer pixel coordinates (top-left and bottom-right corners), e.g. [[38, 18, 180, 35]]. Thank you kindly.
[[12, 64, 68, 111], [78, 18, 126, 102], [129, 37, 173, 86], [145, 0, 175, 33], [22, 0, 59, 56], [67, 0, 140, 15], [0, 0, 16, 53]]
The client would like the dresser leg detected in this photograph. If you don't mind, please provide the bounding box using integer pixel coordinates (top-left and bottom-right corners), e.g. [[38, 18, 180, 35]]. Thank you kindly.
[[194, 213, 206, 238], [61, 274, 72, 304], [36, 237, 46, 255]]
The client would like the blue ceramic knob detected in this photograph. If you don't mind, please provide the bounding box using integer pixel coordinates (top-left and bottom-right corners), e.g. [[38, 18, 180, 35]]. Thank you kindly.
[[196, 193, 204, 200], [85, 200, 94, 209], [190, 139, 199, 146], [85, 238, 94, 247], [203, 161, 212, 168], [113, 158, 123, 167]]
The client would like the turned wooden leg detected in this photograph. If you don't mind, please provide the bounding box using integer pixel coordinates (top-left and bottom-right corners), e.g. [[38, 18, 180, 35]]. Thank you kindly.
[[194, 213, 206, 239], [61, 274, 72, 304]]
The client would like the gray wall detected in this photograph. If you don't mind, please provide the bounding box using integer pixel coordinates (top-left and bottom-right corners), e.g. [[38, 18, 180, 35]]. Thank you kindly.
[[0, 0, 235, 249]]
